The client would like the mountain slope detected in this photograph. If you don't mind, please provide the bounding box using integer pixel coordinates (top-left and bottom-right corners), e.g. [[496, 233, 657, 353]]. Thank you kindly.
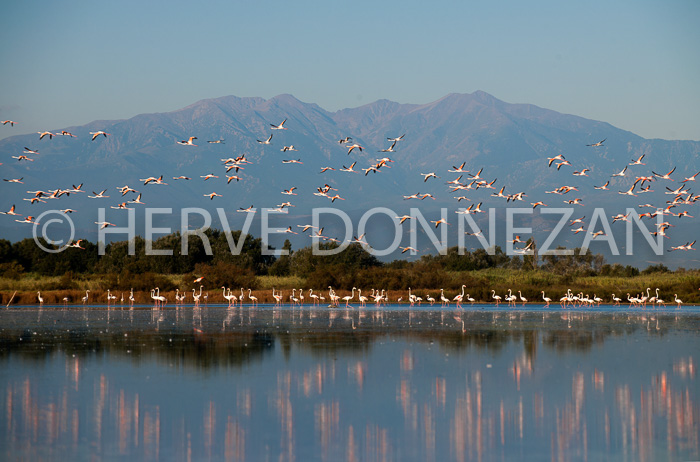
[[1, 92, 698, 267]]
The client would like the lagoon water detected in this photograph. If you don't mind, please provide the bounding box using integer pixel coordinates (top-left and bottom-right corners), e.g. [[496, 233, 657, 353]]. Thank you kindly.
[[1, 304, 698, 461]]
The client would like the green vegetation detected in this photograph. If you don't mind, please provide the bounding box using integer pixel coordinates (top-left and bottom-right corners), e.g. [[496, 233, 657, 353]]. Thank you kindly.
[[0, 230, 698, 305]]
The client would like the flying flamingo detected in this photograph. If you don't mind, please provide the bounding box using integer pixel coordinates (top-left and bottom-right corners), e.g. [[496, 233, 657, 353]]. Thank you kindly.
[[270, 119, 288, 130], [90, 131, 110, 140], [177, 136, 198, 146]]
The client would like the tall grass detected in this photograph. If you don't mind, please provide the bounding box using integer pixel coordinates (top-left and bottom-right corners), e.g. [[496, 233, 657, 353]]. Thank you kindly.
[[256, 275, 306, 290]]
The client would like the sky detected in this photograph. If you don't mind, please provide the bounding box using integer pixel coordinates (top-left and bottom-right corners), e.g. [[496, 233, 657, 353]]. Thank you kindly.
[[1, 0, 699, 141]]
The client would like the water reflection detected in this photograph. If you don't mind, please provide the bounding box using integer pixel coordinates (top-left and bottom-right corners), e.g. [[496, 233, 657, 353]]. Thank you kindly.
[[0, 307, 698, 461]]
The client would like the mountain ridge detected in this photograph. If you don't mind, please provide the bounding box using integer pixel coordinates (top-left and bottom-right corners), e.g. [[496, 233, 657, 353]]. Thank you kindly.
[[0, 91, 697, 266]]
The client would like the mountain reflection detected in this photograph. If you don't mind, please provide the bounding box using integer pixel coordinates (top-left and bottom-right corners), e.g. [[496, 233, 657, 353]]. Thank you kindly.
[[0, 307, 698, 461]]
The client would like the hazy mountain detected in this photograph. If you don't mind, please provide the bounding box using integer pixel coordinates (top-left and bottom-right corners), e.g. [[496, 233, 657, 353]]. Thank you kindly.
[[1, 92, 698, 267]]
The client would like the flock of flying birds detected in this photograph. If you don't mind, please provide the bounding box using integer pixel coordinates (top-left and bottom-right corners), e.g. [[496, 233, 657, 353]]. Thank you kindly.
[[1, 117, 698, 255]]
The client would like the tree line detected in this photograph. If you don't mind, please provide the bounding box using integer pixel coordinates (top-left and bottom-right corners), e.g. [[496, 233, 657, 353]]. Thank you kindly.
[[0, 228, 681, 293]]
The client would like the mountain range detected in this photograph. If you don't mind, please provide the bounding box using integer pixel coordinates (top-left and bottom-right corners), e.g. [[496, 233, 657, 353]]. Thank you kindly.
[[1, 91, 698, 267]]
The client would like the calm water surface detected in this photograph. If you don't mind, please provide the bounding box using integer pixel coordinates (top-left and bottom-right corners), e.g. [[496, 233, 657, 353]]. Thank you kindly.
[[1, 304, 698, 461]]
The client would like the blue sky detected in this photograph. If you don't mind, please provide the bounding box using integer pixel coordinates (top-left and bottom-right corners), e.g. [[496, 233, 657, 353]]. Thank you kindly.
[[1, 0, 698, 141]]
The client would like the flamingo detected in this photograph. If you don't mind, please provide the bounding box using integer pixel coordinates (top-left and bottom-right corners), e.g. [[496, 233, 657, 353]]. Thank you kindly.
[[453, 285, 466, 308], [128, 288, 135, 307], [107, 289, 117, 306], [298, 289, 304, 306], [491, 290, 502, 306], [192, 286, 203, 306], [342, 288, 356, 307], [586, 138, 606, 147], [440, 289, 450, 307], [518, 291, 528, 306], [309, 289, 319, 305], [272, 288, 283, 306], [0, 204, 21, 216], [346, 144, 363, 154], [358, 289, 368, 307], [153, 287, 166, 308], [248, 289, 258, 306], [505, 289, 516, 307], [177, 136, 198, 146], [611, 294, 621, 306], [222, 286, 234, 307], [327, 286, 337, 306], [290, 288, 299, 305], [426, 294, 435, 306], [408, 287, 416, 306], [270, 119, 288, 130], [37, 291, 43, 305], [655, 289, 665, 307], [541, 291, 551, 307], [90, 131, 110, 140], [674, 294, 683, 308], [81, 289, 90, 304]]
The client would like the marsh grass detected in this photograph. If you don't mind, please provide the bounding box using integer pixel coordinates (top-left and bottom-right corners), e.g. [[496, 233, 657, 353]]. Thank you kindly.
[[257, 275, 306, 290]]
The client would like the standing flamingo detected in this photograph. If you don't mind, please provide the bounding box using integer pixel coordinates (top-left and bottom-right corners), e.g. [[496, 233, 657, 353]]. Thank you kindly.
[[358, 289, 368, 307], [222, 286, 234, 307], [440, 289, 450, 307], [342, 288, 356, 307], [248, 289, 258, 306], [453, 285, 466, 308], [674, 294, 683, 308], [192, 286, 203, 306], [272, 288, 283, 306], [309, 289, 319, 305], [491, 290, 502, 306], [518, 291, 527, 306], [541, 291, 551, 307]]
